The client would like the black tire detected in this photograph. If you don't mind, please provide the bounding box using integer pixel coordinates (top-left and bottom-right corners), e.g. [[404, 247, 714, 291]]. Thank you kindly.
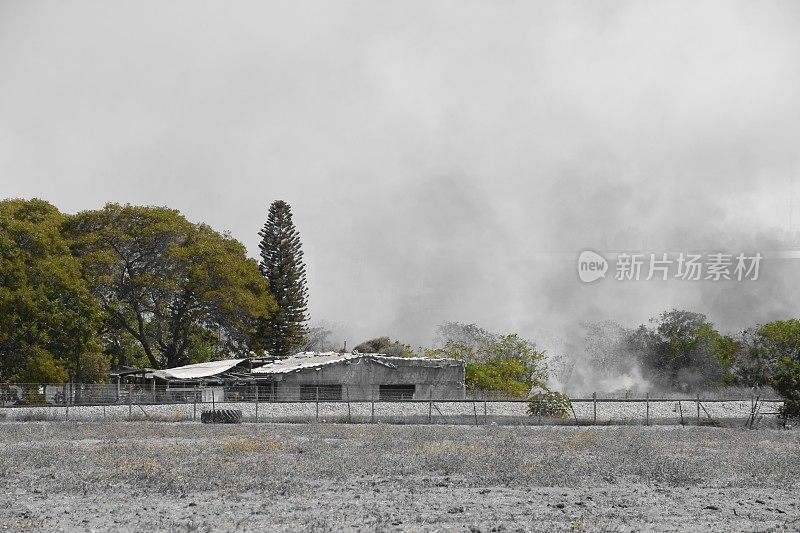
[[201, 409, 242, 424]]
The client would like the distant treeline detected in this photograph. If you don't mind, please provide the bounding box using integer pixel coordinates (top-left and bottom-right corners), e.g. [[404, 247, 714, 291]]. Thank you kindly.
[[572, 310, 799, 393], [352, 315, 800, 418], [567, 310, 800, 418]]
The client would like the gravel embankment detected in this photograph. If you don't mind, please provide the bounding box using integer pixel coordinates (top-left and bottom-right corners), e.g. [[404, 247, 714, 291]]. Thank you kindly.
[[0, 399, 784, 425]]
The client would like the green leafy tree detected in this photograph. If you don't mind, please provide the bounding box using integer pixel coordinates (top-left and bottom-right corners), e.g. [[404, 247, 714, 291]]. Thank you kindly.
[[101, 327, 149, 369], [0, 199, 104, 383], [773, 358, 800, 420], [466, 357, 532, 397], [732, 327, 776, 387], [741, 319, 800, 419], [631, 310, 736, 391], [12, 348, 69, 384], [426, 322, 548, 396], [258, 200, 309, 357], [354, 337, 414, 357], [66, 204, 276, 369]]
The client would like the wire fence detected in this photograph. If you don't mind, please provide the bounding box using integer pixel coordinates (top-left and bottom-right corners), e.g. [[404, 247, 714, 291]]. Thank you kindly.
[[0, 383, 788, 427], [0, 383, 783, 405]]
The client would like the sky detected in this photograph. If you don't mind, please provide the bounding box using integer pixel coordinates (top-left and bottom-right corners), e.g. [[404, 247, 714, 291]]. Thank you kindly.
[[2, 1, 800, 354]]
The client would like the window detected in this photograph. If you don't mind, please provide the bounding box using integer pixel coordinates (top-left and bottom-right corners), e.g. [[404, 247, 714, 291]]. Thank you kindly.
[[257, 383, 279, 401], [299, 384, 342, 401], [379, 384, 416, 401]]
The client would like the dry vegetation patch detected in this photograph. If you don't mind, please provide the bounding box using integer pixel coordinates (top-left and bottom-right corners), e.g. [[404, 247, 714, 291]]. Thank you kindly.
[[0, 422, 797, 531]]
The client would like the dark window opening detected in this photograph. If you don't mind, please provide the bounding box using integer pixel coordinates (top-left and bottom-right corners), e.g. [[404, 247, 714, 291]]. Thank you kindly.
[[257, 383, 279, 401], [300, 384, 342, 401], [379, 384, 416, 401]]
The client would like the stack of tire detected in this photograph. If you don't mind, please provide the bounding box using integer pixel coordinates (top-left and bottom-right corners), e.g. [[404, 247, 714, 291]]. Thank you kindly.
[[200, 409, 243, 424]]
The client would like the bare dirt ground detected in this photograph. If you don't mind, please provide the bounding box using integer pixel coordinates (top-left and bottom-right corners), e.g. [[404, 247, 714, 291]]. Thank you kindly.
[[0, 422, 797, 532]]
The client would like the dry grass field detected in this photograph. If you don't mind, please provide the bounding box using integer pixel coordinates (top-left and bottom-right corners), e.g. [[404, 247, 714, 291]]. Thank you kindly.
[[0, 422, 798, 532]]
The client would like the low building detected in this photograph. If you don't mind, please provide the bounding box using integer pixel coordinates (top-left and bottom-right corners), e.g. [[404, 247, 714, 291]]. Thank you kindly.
[[251, 352, 465, 401], [150, 359, 252, 403]]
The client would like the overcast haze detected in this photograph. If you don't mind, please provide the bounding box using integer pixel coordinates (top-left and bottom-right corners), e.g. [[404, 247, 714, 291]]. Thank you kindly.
[[2, 1, 800, 352]]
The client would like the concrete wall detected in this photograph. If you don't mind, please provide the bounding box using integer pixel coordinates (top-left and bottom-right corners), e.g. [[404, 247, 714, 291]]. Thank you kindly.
[[265, 358, 465, 400]]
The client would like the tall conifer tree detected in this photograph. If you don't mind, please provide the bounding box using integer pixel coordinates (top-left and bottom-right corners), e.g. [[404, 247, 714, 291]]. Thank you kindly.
[[258, 200, 309, 357]]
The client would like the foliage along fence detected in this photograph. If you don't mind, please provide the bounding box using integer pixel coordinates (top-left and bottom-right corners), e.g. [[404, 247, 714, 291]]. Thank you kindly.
[[0, 383, 786, 428]]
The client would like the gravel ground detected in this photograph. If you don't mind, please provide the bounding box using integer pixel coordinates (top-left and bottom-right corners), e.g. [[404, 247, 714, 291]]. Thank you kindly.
[[0, 399, 785, 426], [0, 422, 797, 532]]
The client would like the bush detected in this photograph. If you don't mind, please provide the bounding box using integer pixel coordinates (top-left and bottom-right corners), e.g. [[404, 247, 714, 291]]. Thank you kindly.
[[527, 391, 572, 418], [772, 357, 800, 421], [778, 400, 800, 421]]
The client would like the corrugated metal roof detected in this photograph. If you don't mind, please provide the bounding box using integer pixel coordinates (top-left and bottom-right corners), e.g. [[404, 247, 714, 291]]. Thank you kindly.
[[153, 359, 247, 380], [251, 352, 461, 375]]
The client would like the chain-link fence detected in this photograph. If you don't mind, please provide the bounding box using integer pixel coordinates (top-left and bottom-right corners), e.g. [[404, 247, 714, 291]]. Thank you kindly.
[[0, 383, 787, 427]]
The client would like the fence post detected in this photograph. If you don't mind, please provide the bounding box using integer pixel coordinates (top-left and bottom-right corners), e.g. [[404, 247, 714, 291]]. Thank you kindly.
[[63, 383, 69, 421], [696, 394, 701, 425], [346, 386, 351, 423], [428, 390, 432, 424], [128, 388, 132, 420], [592, 392, 597, 425], [645, 392, 650, 426], [484, 394, 487, 425], [473, 399, 478, 426], [315, 386, 319, 422], [748, 395, 760, 429], [254, 384, 259, 423], [151, 380, 156, 404], [193, 385, 197, 421], [370, 390, 375, 424]]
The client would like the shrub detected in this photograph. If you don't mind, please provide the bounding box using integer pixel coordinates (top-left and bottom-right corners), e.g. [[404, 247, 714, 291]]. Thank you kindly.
[[527, 391, 572, 418], [772, 357, 800, 421], [779, 400, 800, 421]]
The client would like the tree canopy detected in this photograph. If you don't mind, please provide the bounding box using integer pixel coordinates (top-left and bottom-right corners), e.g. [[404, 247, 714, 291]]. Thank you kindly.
[[66, 203, 276, 369], [628, 310, 737, 391], [354, 337, 414, 357], [0, 199, 105, 383], [426, 322, 548, 396], [738, 319, 800, 419]]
